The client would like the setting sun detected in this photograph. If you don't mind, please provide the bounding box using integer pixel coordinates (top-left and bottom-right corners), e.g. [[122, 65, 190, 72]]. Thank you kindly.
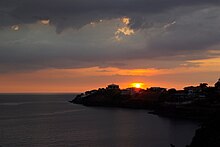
[[131, 83, 144, 88]]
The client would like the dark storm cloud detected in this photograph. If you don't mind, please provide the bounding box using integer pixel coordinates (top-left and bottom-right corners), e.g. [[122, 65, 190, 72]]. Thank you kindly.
[[1, 0, 220, 32], [1, 0, 220, 73]]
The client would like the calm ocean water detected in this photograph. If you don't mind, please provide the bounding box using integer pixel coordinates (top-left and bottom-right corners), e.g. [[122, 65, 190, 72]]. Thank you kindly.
[[0, 94, 198, 147]]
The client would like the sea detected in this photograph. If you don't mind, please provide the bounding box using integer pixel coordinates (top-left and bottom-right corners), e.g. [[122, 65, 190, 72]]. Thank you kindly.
[[0, 94, 198, 147]]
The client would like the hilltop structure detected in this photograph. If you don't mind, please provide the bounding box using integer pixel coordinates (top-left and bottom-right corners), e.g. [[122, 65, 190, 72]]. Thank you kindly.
[[71, 78, 220, 119], [106, 84, 120, 90]]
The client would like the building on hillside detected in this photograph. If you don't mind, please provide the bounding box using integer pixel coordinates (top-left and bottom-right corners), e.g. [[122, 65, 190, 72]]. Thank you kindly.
[[184, 83, 208, 98], [165, 90, 193, 106], [184, 86, 201, 96], [173, 90, 188, 99], [147, 87, 167, 93], [121, 88, 141, 95], [106, 84, 120, 90], [85, 90, 98, 96], [199, 83, 208, 89], [121, 89, 132, 95]]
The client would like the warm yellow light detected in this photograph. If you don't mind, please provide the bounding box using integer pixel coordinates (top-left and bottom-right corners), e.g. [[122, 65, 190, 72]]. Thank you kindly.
[[40, 19, 50, 25], [135, 83, 141, 88], [11, 25, 19, 31], [115, 26, 134, 41], [122, 17, 130, 25], [131, 83, 144, 88]]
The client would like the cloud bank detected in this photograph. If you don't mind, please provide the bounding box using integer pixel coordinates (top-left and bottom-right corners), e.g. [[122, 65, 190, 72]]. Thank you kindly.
[[0, 0, 220, 72]]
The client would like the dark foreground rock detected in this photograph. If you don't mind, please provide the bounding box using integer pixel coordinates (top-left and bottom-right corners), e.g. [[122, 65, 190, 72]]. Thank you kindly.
[[188, 111, 220, 147]]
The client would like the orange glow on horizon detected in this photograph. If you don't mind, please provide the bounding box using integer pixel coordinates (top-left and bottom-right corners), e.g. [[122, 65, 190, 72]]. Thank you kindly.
[[0, 60, 220, 93]]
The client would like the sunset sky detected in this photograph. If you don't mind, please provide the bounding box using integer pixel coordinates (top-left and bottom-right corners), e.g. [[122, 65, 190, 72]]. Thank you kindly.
[[0, 0, 220, 93]]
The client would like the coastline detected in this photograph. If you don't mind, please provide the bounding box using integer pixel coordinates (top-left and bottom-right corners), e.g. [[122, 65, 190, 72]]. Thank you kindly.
[[70, 98, 220, 147], [70, 82, 220, 147]]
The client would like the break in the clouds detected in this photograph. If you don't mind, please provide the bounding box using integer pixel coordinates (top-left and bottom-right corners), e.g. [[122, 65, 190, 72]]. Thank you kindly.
[[0, 0, 220, 72]]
